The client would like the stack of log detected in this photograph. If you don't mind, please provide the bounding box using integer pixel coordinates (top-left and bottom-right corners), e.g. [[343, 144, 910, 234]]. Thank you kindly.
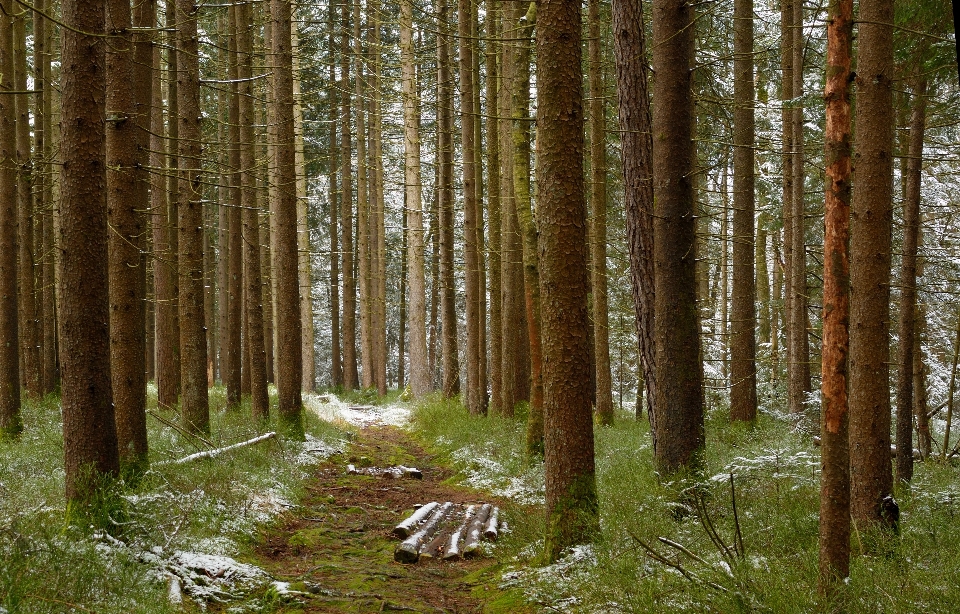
[[393, 502, 500, 563], [346, 464, 423, 479]]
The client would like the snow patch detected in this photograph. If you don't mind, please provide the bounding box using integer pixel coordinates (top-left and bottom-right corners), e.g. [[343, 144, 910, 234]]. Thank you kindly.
[[304, 392, 411, 427], [450, 445, 545, 505]]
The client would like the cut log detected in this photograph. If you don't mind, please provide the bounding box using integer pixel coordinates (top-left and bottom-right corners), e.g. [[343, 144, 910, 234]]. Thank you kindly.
[[483, 506, 500, 541], [462, 504, 492, 558], [399, 466, 423, 479], [393, 501, 439, 538], [418, 531, 448, 560], [394, 502, 453, 563], [347, 464, 359, 474], [443, 504, 476, 561]]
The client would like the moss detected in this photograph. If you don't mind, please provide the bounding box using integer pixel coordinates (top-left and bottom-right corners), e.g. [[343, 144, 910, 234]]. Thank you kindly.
[[544, 472, 599, 563]]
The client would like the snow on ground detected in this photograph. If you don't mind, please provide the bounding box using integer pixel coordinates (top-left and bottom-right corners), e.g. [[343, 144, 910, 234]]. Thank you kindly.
[[501, 544, 605, 612], [443, 437, 546, 505], [304, 392, 411, 427]]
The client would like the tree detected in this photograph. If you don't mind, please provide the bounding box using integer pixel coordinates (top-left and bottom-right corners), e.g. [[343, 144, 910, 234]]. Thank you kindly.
[[849, 0, 895, 529], [401, 0, 430, 398], [537, 0, 598, 562], [730, 0, 757, 422], [485, 0, 503, 417], [177, 0, 210, 434], [819, 0, 853, 591], [59, 0, 121, 511], [611, 0, 656, 422], [107, 0, 150, 473], [0, 0, 22, 437], [224, 7, 243, 408], [651, 0, 704, 472], [271, 0, 304, 433], [588, 0, 614, 426], [340, 0, 359, 391]]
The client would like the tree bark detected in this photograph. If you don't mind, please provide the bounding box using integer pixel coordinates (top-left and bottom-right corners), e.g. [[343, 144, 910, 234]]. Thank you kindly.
[[895, 77, 926, 482], [611, 0, 656, 423], [340, 0, 359, 390], [460, 0, 483, 414], [224, 8, 243, 407], [819, 0, 853, 591], [400, 0, 431, 398], [355, 1, 372, 391], [107, 0, 149, 471], [537, 0, 598, 562], [59, 0, 121, 507], [849, 0, 895, 529], [328, 5, 342, 389], [293, 23, 315, 394], [780, 0, 794, 393], [730, 0, 757, 422], [0, 0, 22, 436], [370, 5, 388, 396], [651, 0, 703, 472]]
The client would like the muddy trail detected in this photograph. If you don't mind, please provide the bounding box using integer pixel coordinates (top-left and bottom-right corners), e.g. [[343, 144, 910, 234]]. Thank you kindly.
[[242, 426, 532, 613]]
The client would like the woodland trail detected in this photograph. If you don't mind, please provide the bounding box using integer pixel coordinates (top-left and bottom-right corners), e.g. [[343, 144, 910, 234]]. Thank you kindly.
[[243, 425, 529, 613]]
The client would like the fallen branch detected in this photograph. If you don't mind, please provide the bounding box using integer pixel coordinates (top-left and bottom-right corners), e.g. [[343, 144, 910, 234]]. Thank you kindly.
[[158, 433, 277, 466], [147, 409, 214, 450]]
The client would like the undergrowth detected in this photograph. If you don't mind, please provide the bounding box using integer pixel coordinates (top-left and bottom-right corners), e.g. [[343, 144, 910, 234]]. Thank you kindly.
[[0, 385, 348, 613], [410, 396, 960, 613]]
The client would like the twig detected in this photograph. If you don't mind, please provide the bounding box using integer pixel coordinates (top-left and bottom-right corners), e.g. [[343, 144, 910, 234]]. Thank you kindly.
[[729, 473, 745, 559], [657, 537, 710, 567]]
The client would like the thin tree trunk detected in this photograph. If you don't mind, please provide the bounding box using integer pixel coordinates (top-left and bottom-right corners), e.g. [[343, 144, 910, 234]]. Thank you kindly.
[[340, 0, 359, 390], [538, 0, 598, 562], [719, 169, 729, 383], [370, 4, 388, 396], [225, 7, 243, 406], [237, 0, 269, 421], [59, 0, 121, 507], [0, 0, 22, 435], [849, 0, 895, 528], [612, 0, 656, 424], [293, 23, 315, 393], [460, 0, 483, 414], [36, 0, 57, 394], [484, 0, 503, 417], [398, 211, 407, 389], [780, 0, 794, 399], [472, 4, 487, 410], [651, 0, 703, 472], [355, 0, 372, 391], [730, 0, 757, 422], [895, 77, 927, 482], [328, 7, 342, 389], [819, 0, 853, 590], [756, 213, 771, 346], [150, 33, 170, 396]]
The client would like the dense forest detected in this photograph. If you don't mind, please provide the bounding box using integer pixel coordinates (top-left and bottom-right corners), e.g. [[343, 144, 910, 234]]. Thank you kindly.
[[1, 0, 960, 610]]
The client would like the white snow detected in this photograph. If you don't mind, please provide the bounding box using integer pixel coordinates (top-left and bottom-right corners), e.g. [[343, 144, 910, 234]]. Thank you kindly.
[[304, 392, 411, 427]]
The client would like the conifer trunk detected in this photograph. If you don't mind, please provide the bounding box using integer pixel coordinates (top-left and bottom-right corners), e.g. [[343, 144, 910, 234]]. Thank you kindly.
[[340, 0, 359, 390]]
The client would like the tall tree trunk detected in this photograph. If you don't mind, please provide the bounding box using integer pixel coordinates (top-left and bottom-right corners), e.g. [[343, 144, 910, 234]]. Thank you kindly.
[[398, 211, 407, 389], [271, 0, 304, 433], [780, 0, 794, 396], [819, 0, 853, 590], [849, 0, 895, 529], [589, 0, 613, 426], [59, 0, 121, 508], [15, 9, 40, 398], [328, 8, 342, 389], [472, 5, 488, 410], [719, 170, 729, 383], [293, 22, 315, 393], [438, 0, 461, 397], [340, 0, 359, 390], [150, 32, 170, 395], [538, 0, 598, 562], [756, 213, 771, 346], [236, 0, 269, 421], [514, 3, 543, 454], [177, 0, 210, 435], [499, 0, 522, 417], [0, 0, 22, 436], [651, 0, 703, 472], [730, 0, 757, 422], [484, 0, 503, 416], [460, 0, 483, 414], [401, 0, 430, 398], [370, 4, 387, 396], [355, 0, 372, 391], [224, 7, 243, 407], [895, 77, 927, 483], [789, 0, 810, 413], [107, 0, 149, 471]]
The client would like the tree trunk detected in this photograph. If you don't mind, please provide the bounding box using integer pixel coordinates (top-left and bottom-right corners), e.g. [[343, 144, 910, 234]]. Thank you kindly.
[[59, 0, 121, 508], [756, 213, 771, 346], [611, 0, 656, 423], [849, 0, 895, 529], [780, 0, 794, 395], [819, 0, 853, 590], [370, 5, 388, 396], [107, 0, 149, 472], [460, 0, 483, 414], [398, 211, 407, 389], [401, 0, 430, 398], [224, 9, 243, 407], [355, 1, 372, 391], [293, 23, 315, 394], [437, 0, 461, 398], [237, 0, 269, 422], [651, 0, 703, 472], [37, 0, 57, 394], [895, 77, 926, 482], [730, 0, 757, 422], [484, 0, 503, 417], [328, 7, 342, 389], [271, 0, 304, 433], [340, 0, 359, 390], [0, 0, 22, 436], [537, 0, 598, 562]]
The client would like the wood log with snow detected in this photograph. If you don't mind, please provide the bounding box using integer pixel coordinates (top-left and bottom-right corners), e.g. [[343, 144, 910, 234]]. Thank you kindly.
[[347, 464, 359, 475], [394, 502, 453, 563], [399, 465, 423, 479], [393, 501, 440, 538], [158, 432, 277, 466], [443, 504, 476, 561], [462, 504, 492, 558], [483, 506, 500, 541]]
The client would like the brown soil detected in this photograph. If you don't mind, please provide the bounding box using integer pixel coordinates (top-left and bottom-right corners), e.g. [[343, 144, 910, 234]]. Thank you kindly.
[[245, 426, 524, 613]]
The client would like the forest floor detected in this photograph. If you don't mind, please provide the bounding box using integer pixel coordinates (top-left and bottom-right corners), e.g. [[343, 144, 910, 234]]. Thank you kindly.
[[227, 402, 534, 614]]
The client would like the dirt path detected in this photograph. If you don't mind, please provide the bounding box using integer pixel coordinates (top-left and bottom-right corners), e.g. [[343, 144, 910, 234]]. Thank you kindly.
[[245, 426, 529, 613]]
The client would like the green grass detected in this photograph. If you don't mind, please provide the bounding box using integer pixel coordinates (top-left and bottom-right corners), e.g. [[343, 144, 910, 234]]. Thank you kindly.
[[409, 396, 960, 613], [0, 386, 348, 613]]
